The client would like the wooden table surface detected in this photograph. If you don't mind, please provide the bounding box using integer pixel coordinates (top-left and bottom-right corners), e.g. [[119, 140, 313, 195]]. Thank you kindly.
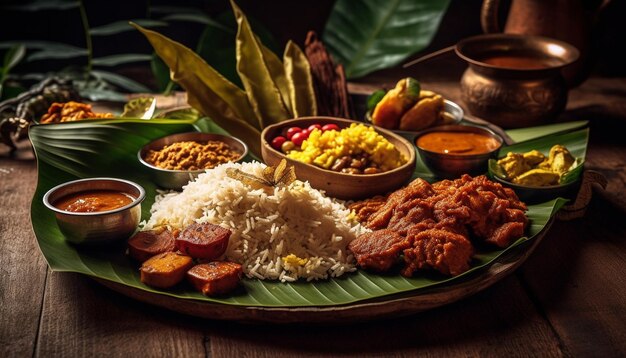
[[1, 75, 625, 357]]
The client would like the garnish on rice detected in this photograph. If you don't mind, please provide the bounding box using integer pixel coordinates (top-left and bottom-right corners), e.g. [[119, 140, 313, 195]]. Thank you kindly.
[[226, 159, 296, 190]]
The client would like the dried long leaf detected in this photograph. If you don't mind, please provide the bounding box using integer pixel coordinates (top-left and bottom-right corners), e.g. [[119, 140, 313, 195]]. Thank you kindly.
[[132, 23, 263, 156], [283, 41, 317, 117], [227, 159, 296, 190], [272, 159, 296, 186], [226, 168, 272, 190], [231, 0, 290, 126], [260, 44, 293, 117]]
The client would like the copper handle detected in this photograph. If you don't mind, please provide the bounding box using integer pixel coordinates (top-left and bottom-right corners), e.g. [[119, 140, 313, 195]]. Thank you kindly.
[[481, 0, 502, 34]]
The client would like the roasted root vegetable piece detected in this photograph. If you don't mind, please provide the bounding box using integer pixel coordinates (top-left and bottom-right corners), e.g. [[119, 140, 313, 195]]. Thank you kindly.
[[140, 252, 193, 289], [176, 222, 231, 259], [371, 78, 420, 129], [187, 262, 243, 296], [128, 229, 176, 262], [398, 94, 443, 131]]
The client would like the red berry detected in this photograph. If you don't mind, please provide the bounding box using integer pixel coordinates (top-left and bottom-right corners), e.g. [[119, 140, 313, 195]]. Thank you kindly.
[[308, 124, 322, 132], [291, 132, 307, 147], [271, 136, 286, 150], [322, 123, 340, 131], [285, 127, 302, 140]]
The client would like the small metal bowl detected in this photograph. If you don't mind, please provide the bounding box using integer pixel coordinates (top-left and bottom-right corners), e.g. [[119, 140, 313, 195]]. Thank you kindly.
[[138, 132, 248, 190], [43, 178, 145, 245], [414, 124, 503, 179]]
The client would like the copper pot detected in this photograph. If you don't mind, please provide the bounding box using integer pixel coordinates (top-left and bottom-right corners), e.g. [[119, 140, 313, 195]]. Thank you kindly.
[[456, 34, 579, 128]]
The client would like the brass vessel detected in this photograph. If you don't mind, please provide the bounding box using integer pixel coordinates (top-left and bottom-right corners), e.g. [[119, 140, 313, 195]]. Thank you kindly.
[[456, 34, 579, 128]]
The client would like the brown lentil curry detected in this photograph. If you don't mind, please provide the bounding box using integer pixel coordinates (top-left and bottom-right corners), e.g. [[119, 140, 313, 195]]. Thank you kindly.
[[144, 140, 241, 170]]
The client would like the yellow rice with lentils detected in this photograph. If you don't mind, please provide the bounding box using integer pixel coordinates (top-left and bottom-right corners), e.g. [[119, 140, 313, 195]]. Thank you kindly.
[[287, 123, 406, 172]]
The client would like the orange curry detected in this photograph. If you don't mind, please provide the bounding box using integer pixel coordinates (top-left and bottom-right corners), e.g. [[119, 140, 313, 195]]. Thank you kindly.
[[416, 131, 500, 155], [54, 190, 135, 213]]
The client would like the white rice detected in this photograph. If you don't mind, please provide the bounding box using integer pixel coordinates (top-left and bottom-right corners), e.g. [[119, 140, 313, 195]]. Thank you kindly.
[[142, 161, 366, 282]]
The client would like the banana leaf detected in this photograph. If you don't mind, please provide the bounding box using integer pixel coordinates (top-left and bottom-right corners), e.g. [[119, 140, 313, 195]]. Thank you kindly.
[[30, 119, 571, 307], [323, 0, 450, 79]]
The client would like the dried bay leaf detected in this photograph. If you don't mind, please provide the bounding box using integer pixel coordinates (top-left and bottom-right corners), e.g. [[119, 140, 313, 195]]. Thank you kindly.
[[272, 159, 297, 186], [232, 0, 291, 126], [227, 159, 296, 190], [284, 41, 317, 117], [132, 23, 262, 156]]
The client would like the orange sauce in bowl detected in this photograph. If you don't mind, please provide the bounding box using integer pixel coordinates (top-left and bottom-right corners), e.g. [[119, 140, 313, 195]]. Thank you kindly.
[[54, 190, 135, 213], [417, 131, 500, 155]]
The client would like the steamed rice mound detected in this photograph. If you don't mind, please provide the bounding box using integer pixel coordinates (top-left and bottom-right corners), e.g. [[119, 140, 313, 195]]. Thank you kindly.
[[142, 161, 365, 282]]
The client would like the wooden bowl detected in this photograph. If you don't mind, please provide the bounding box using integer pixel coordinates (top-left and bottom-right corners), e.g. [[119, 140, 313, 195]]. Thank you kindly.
[[261, 117, 416, 200]]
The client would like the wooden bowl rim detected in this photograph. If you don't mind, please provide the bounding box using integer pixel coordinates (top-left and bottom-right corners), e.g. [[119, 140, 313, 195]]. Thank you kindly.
[[261, 117, 416, 178]]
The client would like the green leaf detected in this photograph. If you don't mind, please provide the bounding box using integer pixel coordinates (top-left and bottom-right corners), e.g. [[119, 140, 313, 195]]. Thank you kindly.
[[4, 0, 79, 11], [323, 0, 451, 78], [149, 52, 171, 93], [150, 5, 201, 14], [366, 89, 386, 112], [92, 54, 152, 67], [90, 19, 167, 36], [75, 87, 126, 102], [505, 120, 589, 143], [154, 107, 200, 120], [91, 70, 151, 93], [121, 97, 156, 119], [16, 40, 88, 62], [283, 41, 317, 117], [160, 13, 232, 32], [132, 22, 262, 156], [29, 119, 566, 307], [2, 44, 25, 71], [488, 159, 507, 179], [0, 44, 25, 98], [232, 0, 290, 126], [0, 40, 86, 63]]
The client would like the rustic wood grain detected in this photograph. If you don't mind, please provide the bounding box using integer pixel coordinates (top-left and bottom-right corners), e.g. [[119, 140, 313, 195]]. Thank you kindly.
[[35, 272, 207, 357], [208, 277, 561, 357], [519, 199, 626, 357], [0, 150, 48, 357]]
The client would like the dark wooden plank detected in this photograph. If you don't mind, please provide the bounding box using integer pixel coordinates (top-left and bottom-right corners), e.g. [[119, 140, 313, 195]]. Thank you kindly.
[[35, 272, 207, 357], [208, 276, 562, 357], [519, 199, 626, 357], [0, 150, 48, 357]]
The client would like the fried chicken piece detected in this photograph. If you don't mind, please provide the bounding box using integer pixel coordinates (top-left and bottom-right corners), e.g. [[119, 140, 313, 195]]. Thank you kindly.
[[349, 175, 528, 276], [365, 178, 434, 229], [387, 198, 434, 236], [349, 195, 387, 223], [348, 229, 410, 272], [402, 225, 474, 277], [432, 175, 528, 248]]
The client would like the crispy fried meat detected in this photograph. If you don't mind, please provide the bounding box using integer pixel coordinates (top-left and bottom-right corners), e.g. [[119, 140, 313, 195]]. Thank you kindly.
[[348, 175, 528, 277], [348, 229, 410, 272]]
